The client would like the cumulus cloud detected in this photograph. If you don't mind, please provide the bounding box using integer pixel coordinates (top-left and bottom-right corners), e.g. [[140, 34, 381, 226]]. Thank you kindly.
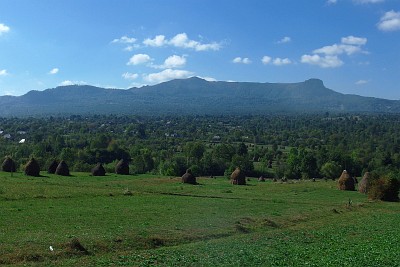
[[143, 35, 167, 47], [273, 58, 292, 66], [0, 23, 10, 35], [261, 56, 272, 64], [377, 10, 400, 31], [169, 33, 221, 51], [143, 69, 194, 83], [162, 55, 186, 68], [122, 72, 139, 80], [341, 36, 367, 45], [232, 57, 251, 64], [262, 56, 291, 66], [0, 69, 8, 76], [302, 36, 367, 68], [49, 68, 59, 75], [111, 35, 137, 44], [127, 53, 152, 65], [277, 36, 291, 44], [197, 76, 217, 82], [59, 80, 87, 86], [301, 54, 343, 68]]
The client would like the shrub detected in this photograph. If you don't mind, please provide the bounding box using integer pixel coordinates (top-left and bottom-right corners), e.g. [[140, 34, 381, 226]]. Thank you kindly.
[[368, 176, 400, 202]]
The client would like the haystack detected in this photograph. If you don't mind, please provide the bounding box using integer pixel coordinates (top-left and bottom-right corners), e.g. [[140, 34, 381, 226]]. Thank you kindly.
[[48, 160, 58, 174], [115, 159, 129, 175], [92, 163, 106, 176], [24, 158, 40, 177], [55, 160, 70, 176], [338, 170, 355, 191], [231, 167, 246, 185], [2, 156, 16, 172], [258, 175, 266, 182], [182, 169, 196, 184], [358, 172, 370, 194]]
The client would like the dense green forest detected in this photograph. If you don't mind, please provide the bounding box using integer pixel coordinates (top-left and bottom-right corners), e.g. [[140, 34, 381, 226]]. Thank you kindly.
[[1, 114, 400, 181]]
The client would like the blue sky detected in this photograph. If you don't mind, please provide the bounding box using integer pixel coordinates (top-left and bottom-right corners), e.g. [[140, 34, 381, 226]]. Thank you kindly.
[[0, 0, 399, 99]]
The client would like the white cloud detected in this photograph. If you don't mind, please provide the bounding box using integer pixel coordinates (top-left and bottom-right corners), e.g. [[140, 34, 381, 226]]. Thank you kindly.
[[122, 72, 139, 80], [0, 23, 10, 35], [327, 0, 338, 4], [302, 36, 367, 68], [49, 68, 59, 75], [355, 79, 368, 85], [111, 35, 137, 44], [232, 57, 251, 64], [341, 36, 367, 45], [0, 69, 8, 76], [169, 33, 221, 51], [163, 55, 187, 68], [59, 80, 87, 86], [377, 10, 400, 31], [277, 36, 291, 44], [353, 0, 384, 4], [127, 54, 152, 65], [143, 35, 167, 47], [313, 44, 362, 55], [301, 54, 343, 68], [261, 56, 272, 64], [143, 69, 194, 83], [273, 58, 292, 66]]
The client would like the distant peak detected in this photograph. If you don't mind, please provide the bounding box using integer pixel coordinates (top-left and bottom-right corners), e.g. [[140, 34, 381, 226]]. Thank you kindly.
[[305, 78, 324, 87]]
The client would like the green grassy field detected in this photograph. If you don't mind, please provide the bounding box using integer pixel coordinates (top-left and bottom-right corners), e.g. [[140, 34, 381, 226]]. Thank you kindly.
[[0, 172, 399, 266]]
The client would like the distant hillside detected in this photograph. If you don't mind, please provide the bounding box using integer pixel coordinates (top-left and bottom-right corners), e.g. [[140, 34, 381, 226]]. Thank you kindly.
[[0, 77, 399, 116]]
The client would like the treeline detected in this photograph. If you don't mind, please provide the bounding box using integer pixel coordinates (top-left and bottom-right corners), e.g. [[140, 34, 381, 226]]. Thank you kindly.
[[1, 114, 400, 179]]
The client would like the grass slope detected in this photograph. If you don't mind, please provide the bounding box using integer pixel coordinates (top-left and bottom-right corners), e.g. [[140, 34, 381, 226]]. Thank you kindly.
[[0, 172, 398, 266]]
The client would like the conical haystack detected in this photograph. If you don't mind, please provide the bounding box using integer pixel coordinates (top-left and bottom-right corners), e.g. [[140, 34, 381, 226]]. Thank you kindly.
[[338, 170, 355, 191], [2, 156, 16, 172], [55, 160, 70, 176], [258, 175, 265, 182], [24, 158, 40, 177], [182, 169, 196, 184], [231, 167, 246, 185], [48, 160, 59, 174], [358, 172, 370, 194], [115, 159, 129, 175], [92, 163, 106, 176]]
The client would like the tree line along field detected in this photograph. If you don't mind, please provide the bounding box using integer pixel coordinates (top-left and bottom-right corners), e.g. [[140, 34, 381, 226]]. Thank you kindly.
[[1, 114, 400, 180], [0, 171, 399, 266]]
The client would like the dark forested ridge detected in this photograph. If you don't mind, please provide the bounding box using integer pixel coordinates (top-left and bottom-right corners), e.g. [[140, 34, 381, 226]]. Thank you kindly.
[[1, 77, 400, 116]]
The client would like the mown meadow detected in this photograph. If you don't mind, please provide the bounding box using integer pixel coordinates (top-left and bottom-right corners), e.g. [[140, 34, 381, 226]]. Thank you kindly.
[[1, 171, 399, 266]]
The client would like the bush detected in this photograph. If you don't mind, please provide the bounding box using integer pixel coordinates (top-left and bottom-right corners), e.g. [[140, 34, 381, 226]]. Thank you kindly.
[[368, 176, 400, 202]]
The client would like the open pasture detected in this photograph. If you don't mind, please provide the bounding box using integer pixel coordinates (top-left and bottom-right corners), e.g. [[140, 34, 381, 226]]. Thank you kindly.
[[0, 172, 399, 266]]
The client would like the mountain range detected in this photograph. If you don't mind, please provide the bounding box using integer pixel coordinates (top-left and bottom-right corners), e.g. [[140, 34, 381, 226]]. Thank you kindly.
[[0, 77, 399, 116]]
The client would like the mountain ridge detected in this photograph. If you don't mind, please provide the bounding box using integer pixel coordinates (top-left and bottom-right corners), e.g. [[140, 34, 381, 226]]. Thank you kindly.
[[0, 77, 398, 116]]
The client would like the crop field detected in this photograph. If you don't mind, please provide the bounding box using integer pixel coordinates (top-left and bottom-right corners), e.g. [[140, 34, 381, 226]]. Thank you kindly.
[[0, 172, 399, 266]]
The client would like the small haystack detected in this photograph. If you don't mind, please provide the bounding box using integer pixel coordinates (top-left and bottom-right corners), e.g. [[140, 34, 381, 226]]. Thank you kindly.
[[2, 156, 16, 172], [24, 158, 40, 177], [55, 160, 70, 176], [182, 169, 197, 184], [231, 167, 246, 185], [258, 175, 265, 182], [115, 159, 129, 175], [358, 172, 370, 194], [48, 160, 58, 174], [338, 170, 355, 191], [92, 163, 106, 176]]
